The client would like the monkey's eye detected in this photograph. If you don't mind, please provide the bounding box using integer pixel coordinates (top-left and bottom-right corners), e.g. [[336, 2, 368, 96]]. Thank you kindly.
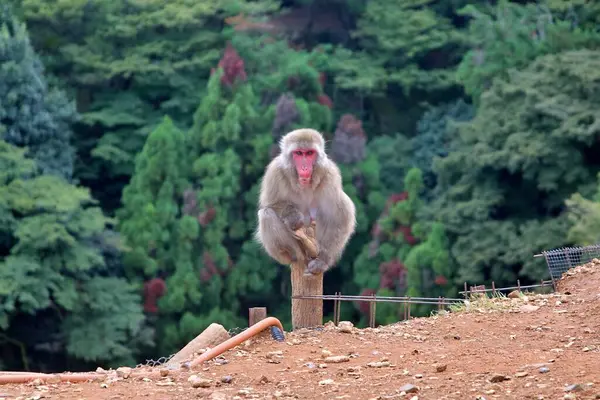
[[295, 151, 303, 156], [306, 150, 315, 156]]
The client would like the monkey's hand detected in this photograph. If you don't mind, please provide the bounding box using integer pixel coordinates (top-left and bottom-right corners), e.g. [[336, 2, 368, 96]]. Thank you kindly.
[[293, 227, 319, 259], [304, 258, 328, 276], [281, 206, 305, 232]]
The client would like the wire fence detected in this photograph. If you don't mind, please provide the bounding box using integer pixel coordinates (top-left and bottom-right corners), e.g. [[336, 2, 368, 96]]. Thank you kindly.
[[535, 244, 600, 284]]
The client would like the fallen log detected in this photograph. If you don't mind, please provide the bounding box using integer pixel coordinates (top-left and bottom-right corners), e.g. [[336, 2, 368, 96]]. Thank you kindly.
[[167, 323, 230, 366]]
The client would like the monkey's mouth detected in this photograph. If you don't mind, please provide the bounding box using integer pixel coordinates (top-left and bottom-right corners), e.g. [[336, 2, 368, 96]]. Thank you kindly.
[[299, 177, 311, 186]]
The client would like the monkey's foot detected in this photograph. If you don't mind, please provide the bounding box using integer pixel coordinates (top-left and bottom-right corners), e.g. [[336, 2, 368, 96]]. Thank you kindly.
[[280, 249, 297, 264], [304, 258, 328, 276]]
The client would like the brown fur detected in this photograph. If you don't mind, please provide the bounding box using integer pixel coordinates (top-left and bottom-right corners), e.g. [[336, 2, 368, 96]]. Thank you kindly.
[[255, 128, 357, 274]]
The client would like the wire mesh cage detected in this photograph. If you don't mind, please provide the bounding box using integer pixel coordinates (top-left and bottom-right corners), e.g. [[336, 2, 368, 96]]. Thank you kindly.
[[541, 244, 600, 282]]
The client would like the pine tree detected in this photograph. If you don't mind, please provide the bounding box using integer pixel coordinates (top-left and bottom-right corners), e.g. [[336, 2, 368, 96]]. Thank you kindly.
[[0, 5, 76, 181], [117, 115, 198, 357]]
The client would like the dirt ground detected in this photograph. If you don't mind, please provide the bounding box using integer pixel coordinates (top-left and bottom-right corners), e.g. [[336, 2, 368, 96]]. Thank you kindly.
[[2, 262, 600, 400]]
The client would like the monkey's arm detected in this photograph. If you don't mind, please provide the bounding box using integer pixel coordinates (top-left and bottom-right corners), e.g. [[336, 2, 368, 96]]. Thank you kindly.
[[292, 221, 319, 258], [256, 164, 307, 265], [307, 190, 356, 275]]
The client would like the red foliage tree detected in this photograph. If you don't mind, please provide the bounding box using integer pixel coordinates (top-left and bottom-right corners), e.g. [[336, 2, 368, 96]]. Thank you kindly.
[[318, 72, 327, 87], [396, 226, 418, 245], [182, 188, 198, 216], [211, 42, 247, 87], [143, 278, 167, 313], [198, 206, 216, 226], [200, 252, 219, 282], [270, 94, 300, 158], [331, 114, 367, 164], [434, 275, 448, 286], [379, 259, 407, 290], [355, 288, 377, 315], [370, 192, 409, 246], [317, 94, 333, 109], [200, 252, 234, 282]]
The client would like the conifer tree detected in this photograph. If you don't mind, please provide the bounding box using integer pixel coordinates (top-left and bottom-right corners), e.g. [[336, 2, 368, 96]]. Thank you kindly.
[[0, 6, 148, 371], [0, 5, 76, 181], [117, 116, 199, 356]]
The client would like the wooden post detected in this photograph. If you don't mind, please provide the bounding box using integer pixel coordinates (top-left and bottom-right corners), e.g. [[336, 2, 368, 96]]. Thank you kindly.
[[249, 307, 267, 327], [290, 221, 323, 330], [291, 263, 323, 329]]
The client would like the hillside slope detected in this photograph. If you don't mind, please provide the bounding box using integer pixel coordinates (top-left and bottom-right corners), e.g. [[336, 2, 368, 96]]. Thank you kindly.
[[2, 262, 600, 400]]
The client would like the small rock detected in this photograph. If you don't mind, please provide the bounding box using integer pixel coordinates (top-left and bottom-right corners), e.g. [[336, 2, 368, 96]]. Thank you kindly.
[[221, 375, 233, 384], [159, 369, 169, 377], [366, 361, 391, 368], [515, 371, 529, 378], [116, 367, 132, 379], [414, 374, 423, 379], [324, 355, 350, 363], [319, 379, 335, 386], [564, 384, 585, 392], [96, 367, 108, 374], [267, 351, 283, 359], [398, 383, 419, 393], [321, 349, 333, 358], [508, 290, 521, 299], [156, 379, 176, 386], [520, 305, 540, 313], [434, 364, 447, 373], [539, 367, 550, 374], [258, 375, 269, 384], [188, 375, 211, 388], [489, 374, 509, 383], [208, 393, 228, 400], [338, 321, 354, 333]]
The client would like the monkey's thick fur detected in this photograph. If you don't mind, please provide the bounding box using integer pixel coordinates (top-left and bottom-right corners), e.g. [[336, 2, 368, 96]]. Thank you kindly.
[[255, 128, 357, 275]]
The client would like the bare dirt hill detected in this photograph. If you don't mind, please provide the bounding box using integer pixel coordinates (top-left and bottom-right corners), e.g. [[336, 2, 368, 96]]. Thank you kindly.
[[2, 262, 600, 400]]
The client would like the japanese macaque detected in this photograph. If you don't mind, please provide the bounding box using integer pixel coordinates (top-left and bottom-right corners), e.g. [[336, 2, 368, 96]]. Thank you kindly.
[[256, 128, 356, 275]]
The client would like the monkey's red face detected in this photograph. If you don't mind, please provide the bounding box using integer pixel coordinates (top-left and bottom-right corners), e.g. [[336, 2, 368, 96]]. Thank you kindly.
[[292, 148, 317, 187]]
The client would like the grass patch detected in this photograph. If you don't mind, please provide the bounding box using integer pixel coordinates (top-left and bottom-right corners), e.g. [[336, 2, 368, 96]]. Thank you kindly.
[[448, 291, 518, 314]]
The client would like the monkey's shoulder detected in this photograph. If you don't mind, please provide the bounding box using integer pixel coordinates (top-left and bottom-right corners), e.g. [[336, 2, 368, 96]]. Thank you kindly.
[[318, 159, 343, 186]]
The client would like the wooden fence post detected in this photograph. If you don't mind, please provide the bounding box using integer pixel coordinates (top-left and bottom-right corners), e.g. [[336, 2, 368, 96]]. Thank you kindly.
[[290, 221, 323, 330], [249, 307, 267, 327]]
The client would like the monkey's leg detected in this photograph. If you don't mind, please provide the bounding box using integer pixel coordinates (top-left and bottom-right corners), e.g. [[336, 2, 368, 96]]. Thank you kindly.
[[292, 222, 327, 276], [257, 207, 306, 265], [292, 225, 319, 258]]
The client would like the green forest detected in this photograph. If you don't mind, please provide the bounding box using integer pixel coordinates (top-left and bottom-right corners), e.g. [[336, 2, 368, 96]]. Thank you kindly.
[[2, 0, 600, 373]]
